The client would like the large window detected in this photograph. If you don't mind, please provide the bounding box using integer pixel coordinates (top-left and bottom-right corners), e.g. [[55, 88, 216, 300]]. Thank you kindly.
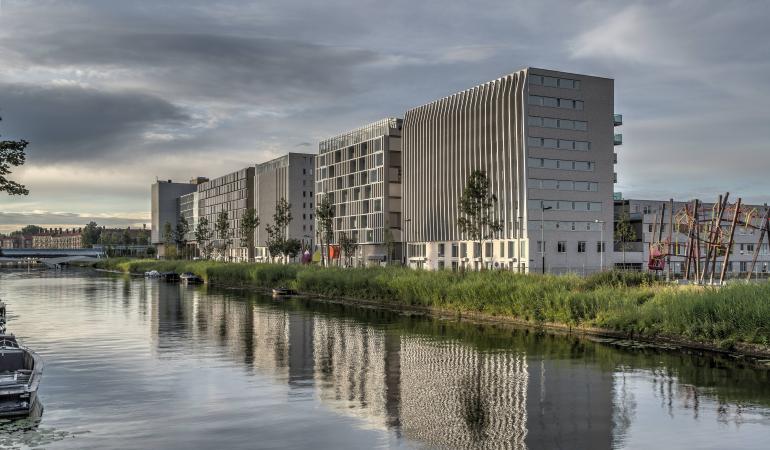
[[528, 95, 584, 110], [577, 241, 586, 253], [529, 74, 581, 90], [528, 157, 595, 172], [557, 241, 567, 253], [528, 137, 591, 151]]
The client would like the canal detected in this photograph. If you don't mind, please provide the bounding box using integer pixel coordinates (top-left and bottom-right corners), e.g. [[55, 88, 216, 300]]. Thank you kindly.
[[1, 269, 769, 449]]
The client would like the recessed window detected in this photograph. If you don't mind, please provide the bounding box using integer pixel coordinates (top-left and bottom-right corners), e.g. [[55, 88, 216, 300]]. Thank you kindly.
[[557, 241, 567, 253], [578, 241, 586, 253]]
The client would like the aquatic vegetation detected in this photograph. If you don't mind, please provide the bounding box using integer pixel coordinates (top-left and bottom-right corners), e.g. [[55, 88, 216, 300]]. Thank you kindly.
[[88, 259, 770, 351]]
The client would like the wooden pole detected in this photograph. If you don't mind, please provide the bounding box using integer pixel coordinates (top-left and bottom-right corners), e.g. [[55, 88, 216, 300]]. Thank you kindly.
[[746, 207, 770, 280], [666, 198, 674, 281], [700, 195, 721, 284], [709, 193, 730, 285], [719, 198, 742, 285]]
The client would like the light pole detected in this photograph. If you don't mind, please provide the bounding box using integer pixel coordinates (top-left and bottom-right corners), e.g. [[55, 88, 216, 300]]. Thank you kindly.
[[595, 219, 605, 272], [541, 205, 552, 274], [403, 218, 411, 267]]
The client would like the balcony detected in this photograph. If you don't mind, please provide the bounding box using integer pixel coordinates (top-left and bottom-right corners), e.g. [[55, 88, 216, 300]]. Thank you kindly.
[[614, 133, 623, 146], [613, 114, 623, 126]]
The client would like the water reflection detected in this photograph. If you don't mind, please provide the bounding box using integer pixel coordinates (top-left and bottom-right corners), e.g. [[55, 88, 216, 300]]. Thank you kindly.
[[3, 270, 770, 449]]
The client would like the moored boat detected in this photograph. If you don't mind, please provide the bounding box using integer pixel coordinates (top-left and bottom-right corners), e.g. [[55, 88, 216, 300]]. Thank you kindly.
[[0, 302, 43, 418], [180, 272, 203, 284], [160, 272, 180, 282], [272, 287, 296, 297]]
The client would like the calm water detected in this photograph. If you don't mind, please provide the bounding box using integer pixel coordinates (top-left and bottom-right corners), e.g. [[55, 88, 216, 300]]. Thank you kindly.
[[1, 270, 770, 449]]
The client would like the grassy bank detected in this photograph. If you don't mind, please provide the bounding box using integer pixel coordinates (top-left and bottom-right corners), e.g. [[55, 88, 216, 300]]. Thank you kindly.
[[89, 258, 770, 353]]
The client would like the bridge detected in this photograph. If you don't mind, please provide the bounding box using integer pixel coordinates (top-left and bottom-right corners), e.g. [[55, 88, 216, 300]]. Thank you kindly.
[[0, 248, 106, 268]]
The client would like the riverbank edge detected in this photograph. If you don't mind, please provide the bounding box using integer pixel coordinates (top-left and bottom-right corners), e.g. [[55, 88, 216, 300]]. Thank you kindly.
[[87, 264, 770, 360]]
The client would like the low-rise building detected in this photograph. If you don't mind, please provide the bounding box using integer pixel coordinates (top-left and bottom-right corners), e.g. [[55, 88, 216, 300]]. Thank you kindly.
[[31, 230, 83, 248], [613, 198, 770, 278]]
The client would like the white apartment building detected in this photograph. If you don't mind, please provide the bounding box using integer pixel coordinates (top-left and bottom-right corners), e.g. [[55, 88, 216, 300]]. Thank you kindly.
[[401, 68, 619, 272], [315, 118, 403, 266]]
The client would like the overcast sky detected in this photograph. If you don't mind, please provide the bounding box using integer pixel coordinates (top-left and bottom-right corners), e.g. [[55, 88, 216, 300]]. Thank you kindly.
[[0, 0, 768, 232]]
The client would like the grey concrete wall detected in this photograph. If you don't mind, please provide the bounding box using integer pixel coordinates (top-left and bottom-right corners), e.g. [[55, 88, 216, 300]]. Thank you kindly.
[[150, 181, 197, 244]]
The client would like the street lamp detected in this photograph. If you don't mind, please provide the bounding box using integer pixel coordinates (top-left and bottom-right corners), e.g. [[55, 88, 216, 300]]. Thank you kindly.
[[595, 219, 606, 272], [541, 205, 552, 274], [403, 218, 411, 267]]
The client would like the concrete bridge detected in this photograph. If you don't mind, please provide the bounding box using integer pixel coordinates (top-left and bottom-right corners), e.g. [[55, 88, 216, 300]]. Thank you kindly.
[[0, 248, 106, 268]]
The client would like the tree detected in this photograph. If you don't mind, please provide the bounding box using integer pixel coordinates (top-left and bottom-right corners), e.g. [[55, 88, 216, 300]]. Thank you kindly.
[[0, 117, 30, 196], [195, 217, 214, 259], [215, 211, 232, 261], [315, 193, 335, 266], [174, 215, 190, 258], [122, 228, 133, 246], [163, 221, 174, 259], [19, 225, 44, 236], [338, 232, 359, 268], [263, 198, 293, 264], [283, 238, 302, 262], [615, 205, 637, 267], [81, 221, 102, 247], [457, 170, 503, 267], [383, 228, 396, 265], [264, 224, 284, 263], [239, 208, 260, 261]]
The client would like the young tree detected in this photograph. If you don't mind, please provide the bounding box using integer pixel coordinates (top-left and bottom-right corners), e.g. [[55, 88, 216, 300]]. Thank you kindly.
[[338, 232, 359, 268], [457, 170, 503, 267], [264, 224, 284, 263], [283, 238, 302, 263], [239, 208, 259, 262], [163, 221, 174, 259], [215, 211, 232, 261], [174, 215, 190, 258], [315, 193, 335, 267], [194, 217, 214, 259], [0, 117, 30, 196], [383, 228, 395, 265], [615, 205, 637, 267], [264, 198, 293, 264]]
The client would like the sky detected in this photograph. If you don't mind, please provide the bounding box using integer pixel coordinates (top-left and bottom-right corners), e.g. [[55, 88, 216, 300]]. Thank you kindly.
[[0, 0, 769, 233]]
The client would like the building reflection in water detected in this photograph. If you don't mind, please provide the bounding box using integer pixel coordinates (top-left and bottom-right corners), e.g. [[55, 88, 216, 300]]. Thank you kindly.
[[147, 287, 620, 449]]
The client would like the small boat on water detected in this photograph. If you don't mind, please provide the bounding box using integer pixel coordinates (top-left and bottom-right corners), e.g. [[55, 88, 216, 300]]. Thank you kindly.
[[180, 272, 203, 284], [0, 301, 43, 418], [272, 287, 297, 297], [144, 270, 161, 278], [160, 272, 180, 282]]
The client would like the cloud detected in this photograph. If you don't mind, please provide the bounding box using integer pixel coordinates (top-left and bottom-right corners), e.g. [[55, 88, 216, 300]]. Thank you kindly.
[[0, 210, 148, 234], [0, 83, 190, 162]]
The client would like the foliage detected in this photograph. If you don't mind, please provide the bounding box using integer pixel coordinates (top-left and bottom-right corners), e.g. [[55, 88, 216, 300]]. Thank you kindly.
[[315, 193, 335, 266], [163, 221, 174, 257], [239, 208, 260, 257], [16, 225, 44, 236], [338, 231, 358, 267], [81, 221, 102, 246], [457, 170, 503, 258], [174, 215, 190, 257], [95, 259, 770, 350], [264, 198, 293, 263], [0, 116, 30, 196], [283, 238, 302, 261], [615, 205, 637, 264], [383, 227, 396, 265], [215, 211, 232, 261], [195, 217, 214, 259]]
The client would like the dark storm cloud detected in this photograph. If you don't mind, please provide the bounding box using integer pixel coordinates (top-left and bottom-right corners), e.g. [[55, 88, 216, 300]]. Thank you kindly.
[[8, 31, 381, 103], [0, 83, 189, 162]]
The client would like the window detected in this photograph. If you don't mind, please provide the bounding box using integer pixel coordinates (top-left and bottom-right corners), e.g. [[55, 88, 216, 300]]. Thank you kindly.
[[438, 261, 445, 270], [452, 243, 459, 258], [452, 261, 458, 271], [557, 241, 567, 253], [537, 240, 545, 253], [597, 241, 606, 253], [508, 241, 515, 259], [577, 241, 586, 253], [460, 243, 467, 258], [485, 242, 493, 258], [438, 243, 445, 257]]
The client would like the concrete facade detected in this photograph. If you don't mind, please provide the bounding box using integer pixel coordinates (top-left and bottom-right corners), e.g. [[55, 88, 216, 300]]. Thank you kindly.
[[150, 179, 198, 256], [253, 153, 315, 261], [197, 167, 255, 261], [316, 118, 403, 266], [401, 67, 617, 272]]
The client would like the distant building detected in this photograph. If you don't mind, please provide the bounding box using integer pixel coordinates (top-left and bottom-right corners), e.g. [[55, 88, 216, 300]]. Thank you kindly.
[[614, 198, 770, 277], [401, 68, 618, 272], [150, 179, 200, 257], [197, 168, 255, 261], [1, 237, 18, 249], [254, 153, 315, 261], [32, 230, 83, 249], [315, 118, 403, 266]]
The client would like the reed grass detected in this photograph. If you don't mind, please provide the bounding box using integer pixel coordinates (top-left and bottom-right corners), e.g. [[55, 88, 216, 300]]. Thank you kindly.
[[90, 259, 770, 349]]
